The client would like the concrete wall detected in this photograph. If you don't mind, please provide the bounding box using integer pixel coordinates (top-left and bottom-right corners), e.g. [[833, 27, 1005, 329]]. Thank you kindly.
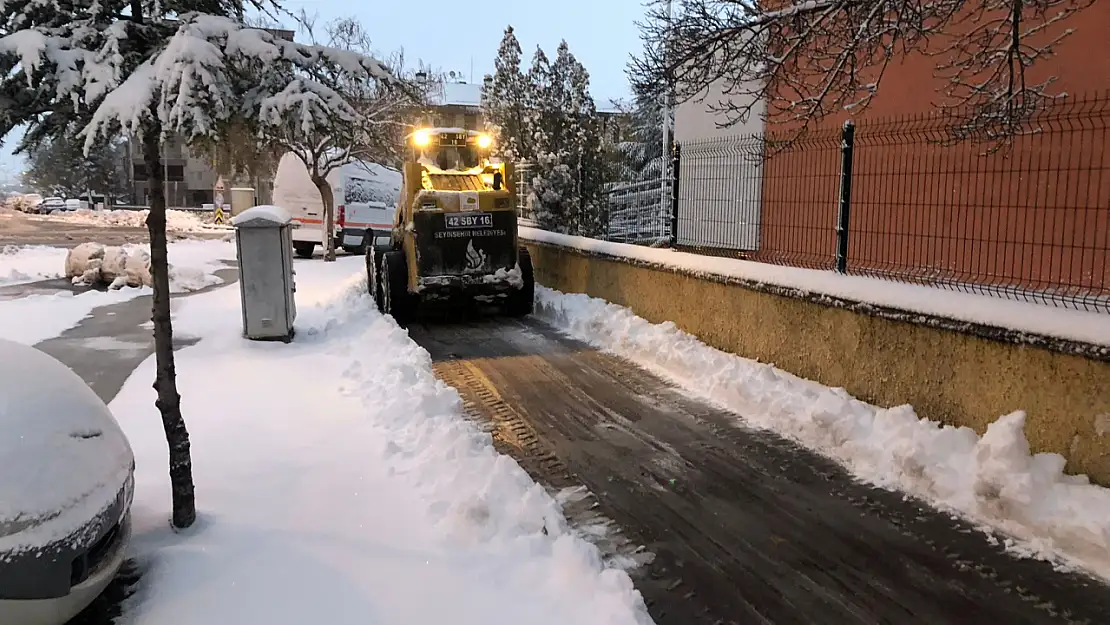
[[524, 240, 1110, 486]]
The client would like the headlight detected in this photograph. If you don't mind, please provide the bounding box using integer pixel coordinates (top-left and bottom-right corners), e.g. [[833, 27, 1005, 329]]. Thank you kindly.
[[413, 129, 432, 147], [476, 133, 493, 150]]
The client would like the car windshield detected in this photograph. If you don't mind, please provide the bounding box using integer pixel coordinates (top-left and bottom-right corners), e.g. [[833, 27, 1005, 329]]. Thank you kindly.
[[422, 145, 479, 171]]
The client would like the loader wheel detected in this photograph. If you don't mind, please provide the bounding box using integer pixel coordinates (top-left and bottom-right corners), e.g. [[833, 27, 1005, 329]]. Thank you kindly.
[[381, 251, 413, 325], [365, 247, 383, 312], [506, 247, 535, 317], [293, 241, 316, 259]]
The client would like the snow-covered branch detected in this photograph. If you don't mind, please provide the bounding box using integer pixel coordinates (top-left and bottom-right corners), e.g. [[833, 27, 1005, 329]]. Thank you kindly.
[[629, 0, 1094, 139]]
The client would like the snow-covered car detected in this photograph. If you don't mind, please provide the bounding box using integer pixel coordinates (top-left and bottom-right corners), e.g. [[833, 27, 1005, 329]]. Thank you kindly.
[[38, 197, 66, 214], [0, 339, 135, 625]]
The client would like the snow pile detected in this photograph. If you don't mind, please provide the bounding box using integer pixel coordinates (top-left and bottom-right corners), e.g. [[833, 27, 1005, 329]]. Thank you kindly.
[[66, 243, 152, 289], [37, 208, 229, 233], [0, 338, 134, 555], [534, 286, 1110, 582], [0, 240, 235, 345], [0, 244, 68, 285], [520, 227, 1110, 349], [64, 240, 230, 292], [109, 258, 651, 625]]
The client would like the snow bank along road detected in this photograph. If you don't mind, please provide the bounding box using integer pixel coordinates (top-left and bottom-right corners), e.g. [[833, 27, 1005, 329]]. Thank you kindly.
[[409, 317, 1110, 625]]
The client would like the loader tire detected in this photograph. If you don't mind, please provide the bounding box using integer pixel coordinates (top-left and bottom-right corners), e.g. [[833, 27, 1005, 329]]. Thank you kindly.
[[366, 246, 383, 312], [506, 247, 535, 317], [381, 251, 414, 325]]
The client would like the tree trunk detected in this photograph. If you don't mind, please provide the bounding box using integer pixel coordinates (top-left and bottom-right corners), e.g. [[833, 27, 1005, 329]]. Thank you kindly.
[[313, 174, 337, 262], [142, 115, 197, 529]]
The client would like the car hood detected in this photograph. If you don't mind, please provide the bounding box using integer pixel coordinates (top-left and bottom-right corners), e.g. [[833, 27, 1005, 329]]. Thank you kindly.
[[0, 339, 134, 554]]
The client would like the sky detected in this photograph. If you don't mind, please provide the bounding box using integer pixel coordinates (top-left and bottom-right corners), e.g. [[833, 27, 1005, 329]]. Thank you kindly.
[[0, 1, 648, 178]]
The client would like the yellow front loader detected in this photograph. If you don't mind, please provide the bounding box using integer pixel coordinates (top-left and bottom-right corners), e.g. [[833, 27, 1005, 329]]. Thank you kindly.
[[364, 128, 534, 324]]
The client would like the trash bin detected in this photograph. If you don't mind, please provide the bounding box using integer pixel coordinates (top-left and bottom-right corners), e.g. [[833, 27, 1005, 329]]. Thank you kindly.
[[231, 205, 297, 342]]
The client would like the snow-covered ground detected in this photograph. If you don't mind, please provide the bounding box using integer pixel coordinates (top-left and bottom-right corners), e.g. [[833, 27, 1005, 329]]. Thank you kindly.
[[533, 286, 1110, 583], [0, 244, 68, 286], [30, 208, 232, 233], [107, 257, 650, 625], [0, 239, 234, 345]]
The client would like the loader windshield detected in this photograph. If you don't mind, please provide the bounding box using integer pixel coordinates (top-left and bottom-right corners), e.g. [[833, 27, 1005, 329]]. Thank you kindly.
[[421, 144, 480, 171]]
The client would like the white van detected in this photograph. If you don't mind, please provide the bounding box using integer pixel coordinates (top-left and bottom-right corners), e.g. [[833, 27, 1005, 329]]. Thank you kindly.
[[271, 152, 402, 258]]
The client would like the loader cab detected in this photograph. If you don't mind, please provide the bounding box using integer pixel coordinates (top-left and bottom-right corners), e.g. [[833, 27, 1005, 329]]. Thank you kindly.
[[411, 129, 486, 171]]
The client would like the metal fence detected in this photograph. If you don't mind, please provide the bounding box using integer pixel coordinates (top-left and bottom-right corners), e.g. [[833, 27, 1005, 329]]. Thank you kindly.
[[673, 93, 1110, 313], [515, 149, 674, 245], [604, 144, 673, 245]]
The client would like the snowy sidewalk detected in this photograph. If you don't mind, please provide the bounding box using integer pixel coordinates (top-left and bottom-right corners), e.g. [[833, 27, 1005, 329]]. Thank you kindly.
[[35, 265, 237, 404], [107, 258, 649, 625]]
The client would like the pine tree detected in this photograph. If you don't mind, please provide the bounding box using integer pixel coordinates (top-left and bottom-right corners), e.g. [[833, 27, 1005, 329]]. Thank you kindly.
[[524, 47, 553, 164], [528, 41, 609, 236], [1, 4, 400, 529], [23, 130, 128, 202], [620, 82, 666, 179], [525, 45, 575, 232], [566, 56, 609, 238], [481, 26, 530, 162]]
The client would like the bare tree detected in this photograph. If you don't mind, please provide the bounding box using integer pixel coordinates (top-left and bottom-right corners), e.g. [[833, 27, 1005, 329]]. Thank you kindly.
[[254, 13, 416, 261], [630, 0, 1095, 141]]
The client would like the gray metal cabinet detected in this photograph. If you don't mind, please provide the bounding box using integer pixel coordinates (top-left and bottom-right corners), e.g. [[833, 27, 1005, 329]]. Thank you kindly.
[[232, 206, 297, 341]]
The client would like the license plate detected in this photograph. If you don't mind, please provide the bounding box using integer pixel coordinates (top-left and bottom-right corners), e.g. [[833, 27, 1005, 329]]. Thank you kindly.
[[445, 212, 493, 229]]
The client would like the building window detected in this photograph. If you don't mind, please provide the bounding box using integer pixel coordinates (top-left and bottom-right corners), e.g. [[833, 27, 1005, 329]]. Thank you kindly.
[[166, 165, 185, 182], [132, 164, 148, 181], [464, 113, 478, 130]]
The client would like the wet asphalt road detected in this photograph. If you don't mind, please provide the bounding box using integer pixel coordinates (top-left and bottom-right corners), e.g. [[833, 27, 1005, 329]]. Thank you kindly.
[[410, 316, 1110, 625]]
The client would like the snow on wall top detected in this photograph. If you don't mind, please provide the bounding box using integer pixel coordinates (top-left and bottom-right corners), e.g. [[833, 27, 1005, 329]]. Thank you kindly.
[[232, 204, 292, 226], [0, 339, 134, 553], [519, 227, 1110, 349]]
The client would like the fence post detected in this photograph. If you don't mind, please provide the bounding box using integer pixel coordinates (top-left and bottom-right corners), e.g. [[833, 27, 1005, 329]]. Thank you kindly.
[[670, 142, 681, 248], [835, 120, 855, 274]]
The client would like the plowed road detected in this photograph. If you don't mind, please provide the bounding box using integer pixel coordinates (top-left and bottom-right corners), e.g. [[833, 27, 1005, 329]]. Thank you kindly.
[[409, 317, 1110, 625]]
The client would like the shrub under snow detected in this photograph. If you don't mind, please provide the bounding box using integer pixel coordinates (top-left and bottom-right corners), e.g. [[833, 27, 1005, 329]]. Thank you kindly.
[[65, 242, 152, 289]]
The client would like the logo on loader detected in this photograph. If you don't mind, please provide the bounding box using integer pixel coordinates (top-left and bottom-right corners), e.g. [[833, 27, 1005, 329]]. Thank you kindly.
[[464, 239, 487, 272]]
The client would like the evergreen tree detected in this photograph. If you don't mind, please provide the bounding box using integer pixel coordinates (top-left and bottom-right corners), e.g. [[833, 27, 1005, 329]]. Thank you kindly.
[[1, 3, 398, 528], [23, 130, 128, 201], [619, 82, 666, 179], [481, 26, 530, 161], [526, 45, 576, 232], [528, 41, 609, 236], [565, 56, 609, 238], [523, 47, 553, 164]]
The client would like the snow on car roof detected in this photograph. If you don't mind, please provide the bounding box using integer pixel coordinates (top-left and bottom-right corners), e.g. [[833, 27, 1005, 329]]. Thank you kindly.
[[0, 339, 134, 553]]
